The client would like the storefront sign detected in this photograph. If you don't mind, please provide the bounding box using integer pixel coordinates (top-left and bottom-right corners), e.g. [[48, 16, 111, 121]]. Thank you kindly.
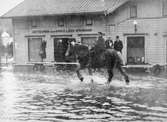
[[32, 28, 92, 34]]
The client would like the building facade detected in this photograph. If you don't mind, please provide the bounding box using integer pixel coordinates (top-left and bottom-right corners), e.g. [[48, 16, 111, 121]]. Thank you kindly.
[[107, 0, 167, 65], [2, 0, 167, 66], [12, 14, 106, 64]]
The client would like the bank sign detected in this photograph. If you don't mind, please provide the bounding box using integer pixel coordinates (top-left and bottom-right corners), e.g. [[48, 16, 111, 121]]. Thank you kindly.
[[32, 28, 92, 34]]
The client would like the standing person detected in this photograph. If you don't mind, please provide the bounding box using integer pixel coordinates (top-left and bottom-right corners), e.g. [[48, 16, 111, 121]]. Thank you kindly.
[[114, 36, 123, 53], [57, 39, 64, 61], [105, 37, 113, 49], [39, 40, 47, 61], [114, 36, 124, 65]]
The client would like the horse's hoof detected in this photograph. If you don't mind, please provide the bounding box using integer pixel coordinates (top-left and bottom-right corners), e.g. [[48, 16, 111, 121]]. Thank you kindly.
[[91, 79, 94, 83], [126, 79, 130, 85], [105, 81, 110, 85], [80, 77, 84, 82]]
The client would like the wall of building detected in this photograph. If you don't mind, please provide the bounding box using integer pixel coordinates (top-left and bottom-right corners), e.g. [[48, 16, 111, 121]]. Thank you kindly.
[[13, 0, 167, 66], [107, 0, 167, 65], [13, 14, 106, 65]]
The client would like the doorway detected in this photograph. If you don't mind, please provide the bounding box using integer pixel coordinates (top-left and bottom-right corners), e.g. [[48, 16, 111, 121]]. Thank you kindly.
[[127, 36, 145, 64], [28, 38, 42, 62]]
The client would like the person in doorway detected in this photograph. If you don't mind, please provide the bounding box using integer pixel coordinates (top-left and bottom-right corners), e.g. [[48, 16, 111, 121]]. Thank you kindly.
[[39, 40, 47, 61], [57, 39, 65, 61], [105, 37, 113, 49], [114, 36, 123, 53]]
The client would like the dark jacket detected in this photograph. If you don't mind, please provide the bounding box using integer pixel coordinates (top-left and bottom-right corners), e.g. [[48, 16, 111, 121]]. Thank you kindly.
[[114, 40, 123, 52], [39, 41, 47, 59], [105, 39, 113, 49], [95, 37, 106, 54]]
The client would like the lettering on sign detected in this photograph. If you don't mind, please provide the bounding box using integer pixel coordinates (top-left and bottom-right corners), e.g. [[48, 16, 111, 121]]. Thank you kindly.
[[32, 29, 92, 33]]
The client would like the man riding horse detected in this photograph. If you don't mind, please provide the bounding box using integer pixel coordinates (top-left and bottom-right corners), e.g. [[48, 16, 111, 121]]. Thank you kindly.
[[65, 33, 130, 85]]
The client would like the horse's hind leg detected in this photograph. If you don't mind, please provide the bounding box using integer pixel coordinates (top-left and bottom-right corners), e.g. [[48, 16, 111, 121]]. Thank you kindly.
[[117, 65, 129, 85], [107, 69, 113, 84], [88, 67, 94, 83]]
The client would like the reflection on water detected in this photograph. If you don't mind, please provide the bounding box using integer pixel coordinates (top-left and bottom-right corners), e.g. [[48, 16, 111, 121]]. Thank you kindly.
[[0, 69, 167, 122]]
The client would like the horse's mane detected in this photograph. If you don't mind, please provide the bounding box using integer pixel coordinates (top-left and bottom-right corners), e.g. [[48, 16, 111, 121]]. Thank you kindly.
[[74, 44, 89, 57]]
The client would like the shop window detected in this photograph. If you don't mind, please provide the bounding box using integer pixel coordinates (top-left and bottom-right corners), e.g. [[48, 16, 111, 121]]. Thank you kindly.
[[58, 17, 65, 27], [130, 5, 137, 18], [163, 0, 167, 16], [28, 38, 42, 62], [127, 36, 145, 64], [85, 17, 93, 26]]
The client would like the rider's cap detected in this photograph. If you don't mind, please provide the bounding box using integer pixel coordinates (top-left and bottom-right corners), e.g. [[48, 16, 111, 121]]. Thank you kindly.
[[98, 32, 103, 35]]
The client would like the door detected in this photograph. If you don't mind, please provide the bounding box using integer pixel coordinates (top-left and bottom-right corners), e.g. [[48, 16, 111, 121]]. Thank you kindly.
[[54, 38, 73, 62], [28, 38, 42, 62], [127, 36, 145, 64]]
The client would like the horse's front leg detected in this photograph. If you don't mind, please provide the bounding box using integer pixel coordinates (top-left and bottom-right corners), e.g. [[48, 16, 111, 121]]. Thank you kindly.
[[76, 63, 84, 82], [88, 67, 94, 83], [107, 69, 114, 84]]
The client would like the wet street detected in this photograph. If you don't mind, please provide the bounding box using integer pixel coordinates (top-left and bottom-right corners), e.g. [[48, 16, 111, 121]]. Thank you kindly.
[[0, 67, 167, 122]]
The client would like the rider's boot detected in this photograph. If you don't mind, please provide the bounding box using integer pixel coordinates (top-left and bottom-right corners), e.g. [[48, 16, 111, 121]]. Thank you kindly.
[[106, 78, 111, 85], [125, 76, 130, 85]]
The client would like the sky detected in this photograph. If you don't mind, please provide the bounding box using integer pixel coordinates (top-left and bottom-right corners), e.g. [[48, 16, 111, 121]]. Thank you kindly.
[[0, 0, 24, 16]]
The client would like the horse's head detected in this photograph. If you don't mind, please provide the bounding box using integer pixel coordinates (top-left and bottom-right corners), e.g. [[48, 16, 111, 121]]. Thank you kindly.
[[65, 41, 89, 59], [65, 41, 76, 57]]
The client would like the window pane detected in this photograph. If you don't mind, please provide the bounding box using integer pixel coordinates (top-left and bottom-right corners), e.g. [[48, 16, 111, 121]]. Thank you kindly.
[[85, 17, 93, 26], [28, 38, 42, 62], [31, 18, 39, 28], [130, 5, 137, 18], [163, 0, 167, 16], [81, 37, 97, 47], [70, 15, 82, 26], [58, 18, 65, 27]]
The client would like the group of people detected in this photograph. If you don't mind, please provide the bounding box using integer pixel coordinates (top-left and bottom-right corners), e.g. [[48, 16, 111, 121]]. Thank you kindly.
[[39, 32, 124, 63], [93, 32, 124, 65], [95, 32, 123, 53]]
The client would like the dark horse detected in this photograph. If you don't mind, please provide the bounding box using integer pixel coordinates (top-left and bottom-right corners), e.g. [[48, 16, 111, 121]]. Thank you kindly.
[[65, 42, 130, 84]]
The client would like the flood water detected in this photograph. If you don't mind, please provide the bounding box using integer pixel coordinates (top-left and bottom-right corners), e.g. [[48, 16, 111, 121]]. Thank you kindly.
[[0, 67, 167, 122]]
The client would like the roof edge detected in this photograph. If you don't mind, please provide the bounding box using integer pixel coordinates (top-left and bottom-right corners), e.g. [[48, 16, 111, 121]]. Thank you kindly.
[[2, 0, 25, 18], [1, 0, 130, 18], [2, 11, 106, 18], [107, 0, 129, 14]]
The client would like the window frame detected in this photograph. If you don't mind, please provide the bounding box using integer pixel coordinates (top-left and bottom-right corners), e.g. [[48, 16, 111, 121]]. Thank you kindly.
[[163, 0, 167, 16], [85, 16, 93, 26], [28, 37, 42, 62], [130, 5, 137, 18], [31, 18, 40, 28], [57, 17, 65, 27]]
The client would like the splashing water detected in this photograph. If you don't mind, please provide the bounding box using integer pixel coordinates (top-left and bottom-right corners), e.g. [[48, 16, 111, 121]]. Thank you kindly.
[[0, 68, 167, 122]]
